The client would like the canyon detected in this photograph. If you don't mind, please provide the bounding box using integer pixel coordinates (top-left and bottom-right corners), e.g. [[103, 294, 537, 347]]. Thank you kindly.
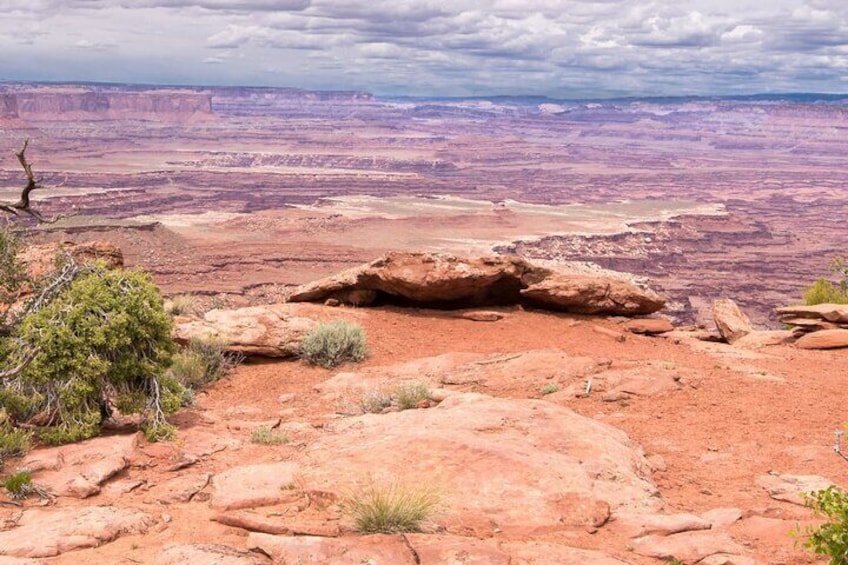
[[1, 83, 846, 325]]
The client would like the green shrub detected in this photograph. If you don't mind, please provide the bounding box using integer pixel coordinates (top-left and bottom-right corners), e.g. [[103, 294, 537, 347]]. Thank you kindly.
[[167, 338, 242, 391], [804, 258, 848, 305], [0, 424, 31, 467], [4, 265, 180, 444], [357, 382, 431, 414], [3, 468, 32, 499], [358, 389, 393, 414], [343, 478, 440, 534], [539, 383, 559, 395], [393, 382, 431, 410], [804, 278, 848, 305], [300, 321, 368, 368], [251, 425, 290, 445], [799, 486, 848, 564]]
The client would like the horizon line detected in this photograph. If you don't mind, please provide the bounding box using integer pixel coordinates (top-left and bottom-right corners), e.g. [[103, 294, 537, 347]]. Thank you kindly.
[[2, 78, 847, 104]]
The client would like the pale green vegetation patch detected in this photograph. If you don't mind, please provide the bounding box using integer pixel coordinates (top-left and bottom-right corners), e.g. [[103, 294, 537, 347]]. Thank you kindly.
[[300, 320, 368, 368]]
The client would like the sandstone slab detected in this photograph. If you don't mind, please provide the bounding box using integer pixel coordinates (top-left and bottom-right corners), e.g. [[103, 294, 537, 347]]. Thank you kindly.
[[632, 531, 747, 564], [288, 252, 664, 315], [247, 533, 415, 565], [156, 544, 269, 565], [623, 318, 674, 335], [795, 329, 848, 350], [150, 472, 211, 504], [731, 330, 793, 350], [0, 507, 155, 558], [776, 303, 848, 323], [305, 392, 661, 536], [522, 273, 665, 315], [211, 462, 300, 510], [499, 541, 636, 564], [173, 304, 317, 357], [613, 512, 711, 539], [23, 433, 138, 499]]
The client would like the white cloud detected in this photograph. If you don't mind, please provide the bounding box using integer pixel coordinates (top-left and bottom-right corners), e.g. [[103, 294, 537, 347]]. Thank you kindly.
[[0, 0, 846, 96]]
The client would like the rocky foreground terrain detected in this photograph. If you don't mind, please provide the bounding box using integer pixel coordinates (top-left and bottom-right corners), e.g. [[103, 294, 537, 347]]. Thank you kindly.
[[0, 250, 846, 564]]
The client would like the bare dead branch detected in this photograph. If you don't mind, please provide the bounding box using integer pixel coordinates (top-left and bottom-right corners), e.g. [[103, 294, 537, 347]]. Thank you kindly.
[[1, 140, 74, 224], [0, 347, 38, 381]]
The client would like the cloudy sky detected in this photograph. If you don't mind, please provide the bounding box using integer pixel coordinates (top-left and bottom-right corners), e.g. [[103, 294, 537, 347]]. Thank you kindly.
[[0, 0, 846, 97]]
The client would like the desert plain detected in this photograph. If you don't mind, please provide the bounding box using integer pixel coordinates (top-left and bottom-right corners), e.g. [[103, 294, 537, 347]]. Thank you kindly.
[[0, 83, 846, 564]]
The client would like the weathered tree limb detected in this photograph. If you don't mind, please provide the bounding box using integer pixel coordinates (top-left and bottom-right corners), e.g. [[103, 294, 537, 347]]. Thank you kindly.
[[0, 140, 70, 224]]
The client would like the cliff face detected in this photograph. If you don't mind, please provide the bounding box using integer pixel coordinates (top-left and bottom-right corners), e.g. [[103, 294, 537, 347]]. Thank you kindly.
[[0, 94, 18, 117], [2, 88, 214, 122]]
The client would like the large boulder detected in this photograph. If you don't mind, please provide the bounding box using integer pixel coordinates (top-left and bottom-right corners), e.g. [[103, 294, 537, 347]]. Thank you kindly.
[[521, 273, 665, 316], [288, 252, 664, 316], [173, 304, 317, 357], [712, 299, 754, 344]]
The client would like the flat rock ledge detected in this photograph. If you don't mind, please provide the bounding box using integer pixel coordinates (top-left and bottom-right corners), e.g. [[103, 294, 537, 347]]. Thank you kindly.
[[776, 303, 848, 350], [288, 252, 665, 316]]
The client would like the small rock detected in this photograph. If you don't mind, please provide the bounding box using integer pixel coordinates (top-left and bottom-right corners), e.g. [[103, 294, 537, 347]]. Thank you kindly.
[[323, 298, 341, 307], [701, 508, 743, 529], [458, 310, 505, 322], [632, 531, 747, 564], [602, 391, 631, 402], [757, 473, 833, 506], [623, 318, 674, 335]]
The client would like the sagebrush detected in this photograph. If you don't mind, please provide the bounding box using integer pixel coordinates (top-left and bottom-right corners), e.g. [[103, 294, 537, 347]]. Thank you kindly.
[[168, 337, 243, 390], [251, 425, 290, 445], [300, 320, 368, 368]]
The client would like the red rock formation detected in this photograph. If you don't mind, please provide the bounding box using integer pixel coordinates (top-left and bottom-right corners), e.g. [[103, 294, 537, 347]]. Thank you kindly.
[[288, 252, 665, 316]]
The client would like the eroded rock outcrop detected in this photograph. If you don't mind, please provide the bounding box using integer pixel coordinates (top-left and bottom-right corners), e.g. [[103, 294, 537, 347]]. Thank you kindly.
[[712, 298, 754, 344], [18, 240, 124, 279], [302, 392, 661, 535], [173, 304, 317, 357], [776, 303, 848, 349], [0, 507, 155, 558], [288, 252, 664, 316]]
